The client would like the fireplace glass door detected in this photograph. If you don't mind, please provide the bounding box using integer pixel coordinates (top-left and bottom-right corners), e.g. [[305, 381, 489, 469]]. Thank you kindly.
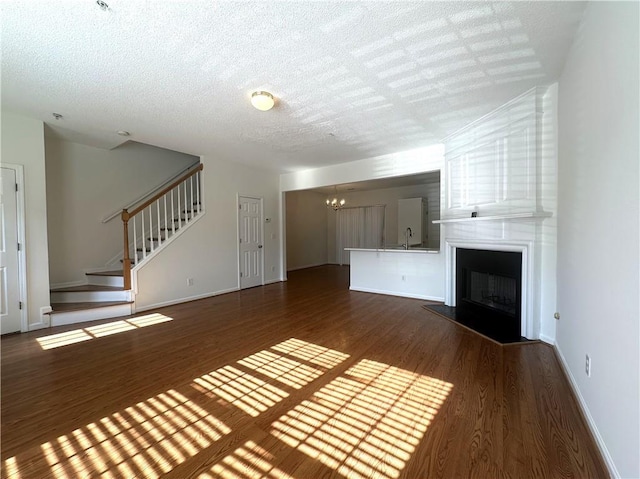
[[456, 248, 522, 340], [465, 271, 517, 316]]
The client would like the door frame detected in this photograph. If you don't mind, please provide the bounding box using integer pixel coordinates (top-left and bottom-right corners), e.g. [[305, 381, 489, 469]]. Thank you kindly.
[[1, 164, 28, 332], [237, 194, 265, 289]]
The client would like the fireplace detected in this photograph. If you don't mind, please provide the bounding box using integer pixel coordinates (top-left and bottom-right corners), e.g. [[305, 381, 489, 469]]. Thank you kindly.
[[454, 248, 523, 342]]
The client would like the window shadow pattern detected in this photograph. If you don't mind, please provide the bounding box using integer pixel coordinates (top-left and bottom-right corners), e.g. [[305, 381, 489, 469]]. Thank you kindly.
[[3, 339, 451, 479]]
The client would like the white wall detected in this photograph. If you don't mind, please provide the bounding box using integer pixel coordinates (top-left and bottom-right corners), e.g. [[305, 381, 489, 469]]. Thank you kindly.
[[1, 111, 51, 330], [45, 138, 198, 286], [285, 190, 328, 271], [557, 3, 639, 477], [281, 144, 445, 192], [134, 155, 281, 310]]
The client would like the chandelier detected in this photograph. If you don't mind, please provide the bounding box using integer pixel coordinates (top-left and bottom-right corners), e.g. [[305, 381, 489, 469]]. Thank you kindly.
[[326, 186, 346, 210]]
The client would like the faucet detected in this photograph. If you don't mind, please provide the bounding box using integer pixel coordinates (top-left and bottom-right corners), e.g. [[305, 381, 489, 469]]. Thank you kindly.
[[404, 227, 412, 250]]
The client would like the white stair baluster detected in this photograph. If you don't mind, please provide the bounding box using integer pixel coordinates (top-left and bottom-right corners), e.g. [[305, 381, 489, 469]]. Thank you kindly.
[[171, 188, 176, 235], [196, 171, 201, 213], [183, 179, 188, 223], [190, 176, 194, 218], [141, 209, 146, 260], [133, 216, 138, 264], [163, 195, 168, 245], [177, 184, 182, 229], [154, 198, 160, 252], [147, 205, 152, 258]]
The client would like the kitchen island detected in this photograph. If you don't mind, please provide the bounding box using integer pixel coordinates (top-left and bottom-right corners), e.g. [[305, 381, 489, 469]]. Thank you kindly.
[[345, 247, 444, 301]]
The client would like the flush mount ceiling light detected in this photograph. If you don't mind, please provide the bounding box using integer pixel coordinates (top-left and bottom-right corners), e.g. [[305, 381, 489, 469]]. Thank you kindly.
[[251, 91, 275, 111], [117, 130, 130, 137]]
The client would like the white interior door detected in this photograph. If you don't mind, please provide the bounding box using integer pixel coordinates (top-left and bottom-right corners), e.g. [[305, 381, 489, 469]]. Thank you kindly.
[[0, 168, 22, 334], [239, 196, 263, 289]]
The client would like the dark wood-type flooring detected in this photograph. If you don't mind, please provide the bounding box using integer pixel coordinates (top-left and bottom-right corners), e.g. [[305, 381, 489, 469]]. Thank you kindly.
[[1, 266, 608, 478]]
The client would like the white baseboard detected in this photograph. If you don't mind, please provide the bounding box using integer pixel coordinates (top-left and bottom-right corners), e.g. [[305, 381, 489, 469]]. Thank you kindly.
[[27, 321, 48, 332], [349, 286, 444, 302], [554, 345, 619, 478], [263, 279, 282, 285], [539, 333, 555, 345], [134, 287, 239, 313], [286, 262, 328, 272]]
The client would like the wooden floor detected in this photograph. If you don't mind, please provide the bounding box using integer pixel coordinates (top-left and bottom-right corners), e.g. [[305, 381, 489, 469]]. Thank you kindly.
[[1, 266, 608, 479]]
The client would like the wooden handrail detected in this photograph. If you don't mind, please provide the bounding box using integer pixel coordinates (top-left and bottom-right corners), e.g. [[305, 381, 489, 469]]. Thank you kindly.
[[102, 162, 201, 223], [120, 163, 203, 290], [126, 163, 203, 218]]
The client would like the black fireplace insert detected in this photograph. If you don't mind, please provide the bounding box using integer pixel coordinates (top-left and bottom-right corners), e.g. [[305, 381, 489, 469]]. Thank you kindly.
[[454, 248, 522, 342]]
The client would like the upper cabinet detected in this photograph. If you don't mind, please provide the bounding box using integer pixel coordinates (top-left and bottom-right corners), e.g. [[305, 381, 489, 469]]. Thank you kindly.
[[444, 88, 541, 218]]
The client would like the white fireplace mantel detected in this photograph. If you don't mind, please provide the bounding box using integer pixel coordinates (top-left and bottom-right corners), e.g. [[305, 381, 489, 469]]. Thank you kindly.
[[434, 211, 552, 224]]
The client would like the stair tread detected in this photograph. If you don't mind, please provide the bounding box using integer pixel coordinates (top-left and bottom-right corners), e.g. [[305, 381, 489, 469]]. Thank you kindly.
[[86, 270, 123, 277], [51, 284, 124, 293], [50, 301, 133, 314]]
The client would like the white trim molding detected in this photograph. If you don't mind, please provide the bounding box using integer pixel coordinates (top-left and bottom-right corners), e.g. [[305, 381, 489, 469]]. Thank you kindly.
[[445, 238, 535, 339], [134, 287, 239, 313]]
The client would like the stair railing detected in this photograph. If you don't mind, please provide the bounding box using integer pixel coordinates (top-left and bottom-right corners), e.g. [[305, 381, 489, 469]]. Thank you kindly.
[[121, 163, 204, 290]]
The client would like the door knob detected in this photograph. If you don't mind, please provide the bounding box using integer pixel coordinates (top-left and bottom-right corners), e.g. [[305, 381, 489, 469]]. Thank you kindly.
[[258, 245, 263, 249]]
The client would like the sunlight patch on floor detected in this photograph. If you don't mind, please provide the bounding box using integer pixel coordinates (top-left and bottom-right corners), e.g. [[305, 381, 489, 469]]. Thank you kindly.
[[3, 389, 230, 479], [5, 338, 452, 479], [271, 338, 351, 369], [199, 440, 295, 479], [36, 313, 173, 350], [193, 365, 290, 417], [192, 338, 349, 417], [270, 359, 453, 479]]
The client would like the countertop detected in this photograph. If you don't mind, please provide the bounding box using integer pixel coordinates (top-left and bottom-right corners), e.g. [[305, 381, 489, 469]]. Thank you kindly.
[[345, 247, 440, 254]]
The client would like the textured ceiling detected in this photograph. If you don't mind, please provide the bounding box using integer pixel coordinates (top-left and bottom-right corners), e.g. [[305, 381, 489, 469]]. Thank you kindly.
[[1, 1, 585, 172]]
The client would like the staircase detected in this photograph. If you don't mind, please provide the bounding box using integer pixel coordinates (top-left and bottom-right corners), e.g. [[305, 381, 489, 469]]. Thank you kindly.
[[48, 164, 204, 327], [49, 271, 133, 326]]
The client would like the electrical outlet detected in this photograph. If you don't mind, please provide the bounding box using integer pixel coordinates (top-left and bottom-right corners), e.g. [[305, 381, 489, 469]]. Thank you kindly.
[[187, 278, 194, 286], [271, 266, 275, 272], [401, 275, 406, 281], [585, 354, 591, 377]]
